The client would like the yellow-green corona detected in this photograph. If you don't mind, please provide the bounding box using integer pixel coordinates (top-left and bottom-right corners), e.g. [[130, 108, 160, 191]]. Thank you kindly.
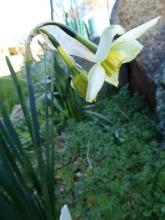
[[40, 16, 159, 102]]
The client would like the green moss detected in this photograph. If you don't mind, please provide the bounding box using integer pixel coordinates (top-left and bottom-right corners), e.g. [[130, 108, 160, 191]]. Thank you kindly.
[[55, 87, 164, 220]]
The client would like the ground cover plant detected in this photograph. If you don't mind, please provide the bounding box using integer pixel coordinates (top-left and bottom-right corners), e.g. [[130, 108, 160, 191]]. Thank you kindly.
[[54, 87, 165, 220]]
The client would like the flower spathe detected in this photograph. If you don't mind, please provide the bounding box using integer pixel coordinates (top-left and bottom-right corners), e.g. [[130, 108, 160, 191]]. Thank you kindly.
[[41, 16, 160, 102]]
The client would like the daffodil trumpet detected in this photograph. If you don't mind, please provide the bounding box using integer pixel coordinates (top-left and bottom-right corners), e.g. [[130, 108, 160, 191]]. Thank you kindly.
[[40, 16, 160, 102]]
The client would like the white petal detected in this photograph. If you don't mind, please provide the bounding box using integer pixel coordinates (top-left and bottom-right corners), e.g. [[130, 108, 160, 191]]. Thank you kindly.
[[96, 25, 125, 62], [112, 17, 160, 47], [86, 64, 105, 102], [112, 40, 143, 63], [41, 25, 96, 62], [60, 205, 72, 220]]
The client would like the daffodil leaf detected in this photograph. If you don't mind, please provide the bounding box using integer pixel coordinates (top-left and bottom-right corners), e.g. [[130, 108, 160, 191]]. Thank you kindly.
[[112, 16, 160, 47], [86, 64, 105, 102], [96, 25, 125, 62], [112, 40, 143, 63]]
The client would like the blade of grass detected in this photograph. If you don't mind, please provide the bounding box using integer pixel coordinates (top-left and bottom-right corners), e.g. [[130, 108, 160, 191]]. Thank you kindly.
[[0, 134, 44, 220], [49, 51, 56, 215], [0, 193, 20, 220], [0, 98, 42, 195], [5, 57, 33, 141], [25, 61, 54, 220]]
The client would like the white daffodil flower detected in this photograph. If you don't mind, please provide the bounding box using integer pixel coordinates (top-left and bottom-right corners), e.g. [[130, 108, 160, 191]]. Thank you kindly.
[[60, 204, 72, 220], [41, 16, 160, 102], [86, 16, 160, 102]]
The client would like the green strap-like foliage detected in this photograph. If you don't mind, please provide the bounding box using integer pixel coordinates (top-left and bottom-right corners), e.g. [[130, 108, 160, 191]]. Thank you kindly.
[[0, 55, 56, 219]]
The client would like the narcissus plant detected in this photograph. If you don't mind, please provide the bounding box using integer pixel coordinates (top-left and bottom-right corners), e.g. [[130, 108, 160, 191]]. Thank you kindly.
[[38, 17, 159, 102]]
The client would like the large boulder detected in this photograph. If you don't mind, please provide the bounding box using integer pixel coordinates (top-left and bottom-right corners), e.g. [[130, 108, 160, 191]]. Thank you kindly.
[[155, 61, 165, 147], [10, 104, 23, 124], [111, 0, 164, 76], [111, 0, 165, 110]]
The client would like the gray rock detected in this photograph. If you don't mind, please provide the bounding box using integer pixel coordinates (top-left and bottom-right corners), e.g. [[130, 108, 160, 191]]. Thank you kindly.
[[111, 0, 165, 110], [111, 0, 164, 77], [128, 61, 156, 111], [155, 61, 165, 147], [155, 61, 165, 82], [10, 104, 23, 124]]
